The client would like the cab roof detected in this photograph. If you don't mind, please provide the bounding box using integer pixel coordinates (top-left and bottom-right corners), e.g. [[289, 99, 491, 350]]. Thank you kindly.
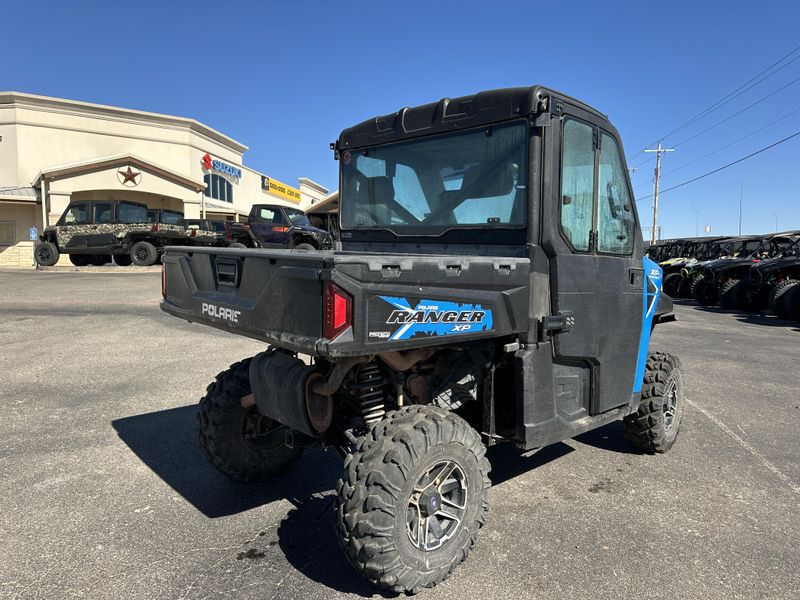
[[337, 85, 609, 150]]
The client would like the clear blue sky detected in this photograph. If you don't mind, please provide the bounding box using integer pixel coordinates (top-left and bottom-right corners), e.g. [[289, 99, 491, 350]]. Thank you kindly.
[[4, 0, 799, 238]]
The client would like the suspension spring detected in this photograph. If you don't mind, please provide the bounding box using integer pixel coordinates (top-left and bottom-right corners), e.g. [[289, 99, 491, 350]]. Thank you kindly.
[[353, 363, 388, 426]]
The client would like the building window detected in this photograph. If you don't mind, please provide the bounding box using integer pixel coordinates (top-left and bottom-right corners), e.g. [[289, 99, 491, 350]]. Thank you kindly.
[[0, 222, 15, 246], [203, 173, 234, 203]]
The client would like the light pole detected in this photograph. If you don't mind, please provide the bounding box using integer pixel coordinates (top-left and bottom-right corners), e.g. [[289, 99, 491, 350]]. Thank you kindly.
[[738, 182, 743, 236]]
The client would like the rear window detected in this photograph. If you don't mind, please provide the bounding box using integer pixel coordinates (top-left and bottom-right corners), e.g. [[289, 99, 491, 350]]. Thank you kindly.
[[160, 211, 183, 225]]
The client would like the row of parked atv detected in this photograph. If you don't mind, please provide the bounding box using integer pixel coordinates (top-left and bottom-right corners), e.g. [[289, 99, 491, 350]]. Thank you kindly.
[[646, 232, 800, 322]]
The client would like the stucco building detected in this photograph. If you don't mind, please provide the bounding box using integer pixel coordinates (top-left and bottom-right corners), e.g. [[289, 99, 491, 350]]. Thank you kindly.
[[0, 92, 329, 266]]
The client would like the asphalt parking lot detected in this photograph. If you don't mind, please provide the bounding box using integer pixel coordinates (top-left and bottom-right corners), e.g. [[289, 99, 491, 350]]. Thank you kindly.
[[1, 269, 798, 600]]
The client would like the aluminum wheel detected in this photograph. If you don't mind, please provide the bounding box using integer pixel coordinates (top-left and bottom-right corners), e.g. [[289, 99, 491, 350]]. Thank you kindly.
[[407, 460, 467, 551], [663, 378, 678, 432]]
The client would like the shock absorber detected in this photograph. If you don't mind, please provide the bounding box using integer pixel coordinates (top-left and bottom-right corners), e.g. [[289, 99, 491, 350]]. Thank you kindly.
[[352, 363, 388, 426]]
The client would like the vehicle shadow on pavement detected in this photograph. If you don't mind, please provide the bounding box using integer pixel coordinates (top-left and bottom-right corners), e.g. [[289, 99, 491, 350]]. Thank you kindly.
[[112, 404, 399, 597], [112, 405, 341, 519], [486, 441, 575, 485], [573, 421, 641, 454], [691, 304, 800, 330]]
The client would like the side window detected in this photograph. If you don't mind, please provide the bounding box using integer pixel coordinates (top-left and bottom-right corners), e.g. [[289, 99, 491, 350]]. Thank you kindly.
[[597, 133, 634, 255], [119, 202, 148, 224], [560, 120, 595, 252], [62, 203, 90, 225], [94, 202, 113, 224], [258, 208, 286, 224]]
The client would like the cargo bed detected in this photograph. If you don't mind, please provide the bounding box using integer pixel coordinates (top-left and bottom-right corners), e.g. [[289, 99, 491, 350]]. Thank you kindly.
[[160, 247, 531, 358]]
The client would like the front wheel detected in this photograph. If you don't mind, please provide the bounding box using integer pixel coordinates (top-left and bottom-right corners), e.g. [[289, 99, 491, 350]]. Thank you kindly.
[[293, 242, 315, 251], [719, 279, 744, 309], [769, 279, 797, 319], [336, 405, 491, 593], [693, 279, 718, 306], [196, 358, 303, 482], [624, 352, 684, 453], [34, 241, 59, 266]]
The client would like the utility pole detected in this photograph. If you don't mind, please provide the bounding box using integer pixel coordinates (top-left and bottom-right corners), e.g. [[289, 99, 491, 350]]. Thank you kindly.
[[738, 182, 743, 236], [644, 143, 675, 245]]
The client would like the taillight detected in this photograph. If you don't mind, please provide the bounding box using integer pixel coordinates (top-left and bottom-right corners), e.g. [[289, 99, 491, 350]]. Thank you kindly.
[[272, 226, 289, 232], [161, 265, 166, 298], [323, 281, 352, 340], [151, 223, 159, 232]]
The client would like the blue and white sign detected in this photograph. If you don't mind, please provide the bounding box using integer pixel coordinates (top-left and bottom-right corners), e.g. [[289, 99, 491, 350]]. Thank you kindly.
[[29, 227, 38, 241]]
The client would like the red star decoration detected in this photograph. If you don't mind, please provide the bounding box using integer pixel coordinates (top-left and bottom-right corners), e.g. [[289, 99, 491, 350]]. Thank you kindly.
[[118, 166, 141, 185]]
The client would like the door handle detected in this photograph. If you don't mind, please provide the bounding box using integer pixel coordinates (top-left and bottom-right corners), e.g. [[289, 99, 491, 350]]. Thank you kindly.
[[629, 268, 644, 286]]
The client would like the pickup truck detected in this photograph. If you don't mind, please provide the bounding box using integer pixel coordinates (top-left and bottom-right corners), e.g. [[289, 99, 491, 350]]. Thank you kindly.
[[160, 85, 679, 594]]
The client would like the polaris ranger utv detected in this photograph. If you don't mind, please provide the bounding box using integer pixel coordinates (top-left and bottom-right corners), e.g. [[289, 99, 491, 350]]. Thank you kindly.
[[160, 86, 680, 593]]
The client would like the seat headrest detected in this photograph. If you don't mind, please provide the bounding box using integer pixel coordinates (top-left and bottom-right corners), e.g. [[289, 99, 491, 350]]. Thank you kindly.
[[368, 176, 394, 201]]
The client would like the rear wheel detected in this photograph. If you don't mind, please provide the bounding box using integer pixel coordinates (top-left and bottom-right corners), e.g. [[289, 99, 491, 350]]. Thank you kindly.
[[336, 405, 490, 593], [768, 279, 797, 319], [197, 358, 303, 482], [624, 352, 684, 453], [34, 241, 59, 266], [130, 241, 158, 266], [69, 254, 89, 267], [114, 254, 132, 266], [228, 242, 247, 249]]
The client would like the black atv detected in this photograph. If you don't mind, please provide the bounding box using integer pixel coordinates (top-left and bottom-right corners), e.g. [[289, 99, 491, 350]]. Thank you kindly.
[[159, 85, 680, 594]]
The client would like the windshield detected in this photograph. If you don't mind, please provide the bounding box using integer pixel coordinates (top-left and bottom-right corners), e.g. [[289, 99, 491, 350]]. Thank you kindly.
[[340, 121, 527, 234], [285, 209, 311, 227]]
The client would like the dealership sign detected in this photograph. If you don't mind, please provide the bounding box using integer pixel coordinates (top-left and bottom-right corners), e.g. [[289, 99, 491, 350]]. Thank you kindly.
[[261, 175, 301, 203], [202, 153, 242, 183]]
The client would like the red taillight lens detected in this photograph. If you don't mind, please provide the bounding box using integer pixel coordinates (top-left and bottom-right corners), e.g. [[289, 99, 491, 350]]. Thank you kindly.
[[272, 226, 289, 233], [151, 223, 159, 232], [323, 282, 352, 340]]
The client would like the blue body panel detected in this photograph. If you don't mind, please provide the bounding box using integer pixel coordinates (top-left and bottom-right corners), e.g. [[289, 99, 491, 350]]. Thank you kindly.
[[633, 257, 662, 393]]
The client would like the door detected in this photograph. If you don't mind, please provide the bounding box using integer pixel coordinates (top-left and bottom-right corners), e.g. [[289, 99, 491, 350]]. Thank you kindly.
[[250, 206, 289, 247], [549, 116, 643, 414], [88, 201, 117, 249], [56, 202, 91, 250]]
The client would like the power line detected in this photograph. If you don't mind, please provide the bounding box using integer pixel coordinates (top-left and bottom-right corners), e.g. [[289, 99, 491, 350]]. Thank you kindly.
[[633, 103, 800, 190], [627, 43, 800, 161], [672, 72, 800, 148], [635, 128, 800, 201]]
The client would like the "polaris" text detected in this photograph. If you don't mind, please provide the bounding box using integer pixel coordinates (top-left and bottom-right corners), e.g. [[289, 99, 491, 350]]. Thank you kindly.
[[202, 302, 241, 324]]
